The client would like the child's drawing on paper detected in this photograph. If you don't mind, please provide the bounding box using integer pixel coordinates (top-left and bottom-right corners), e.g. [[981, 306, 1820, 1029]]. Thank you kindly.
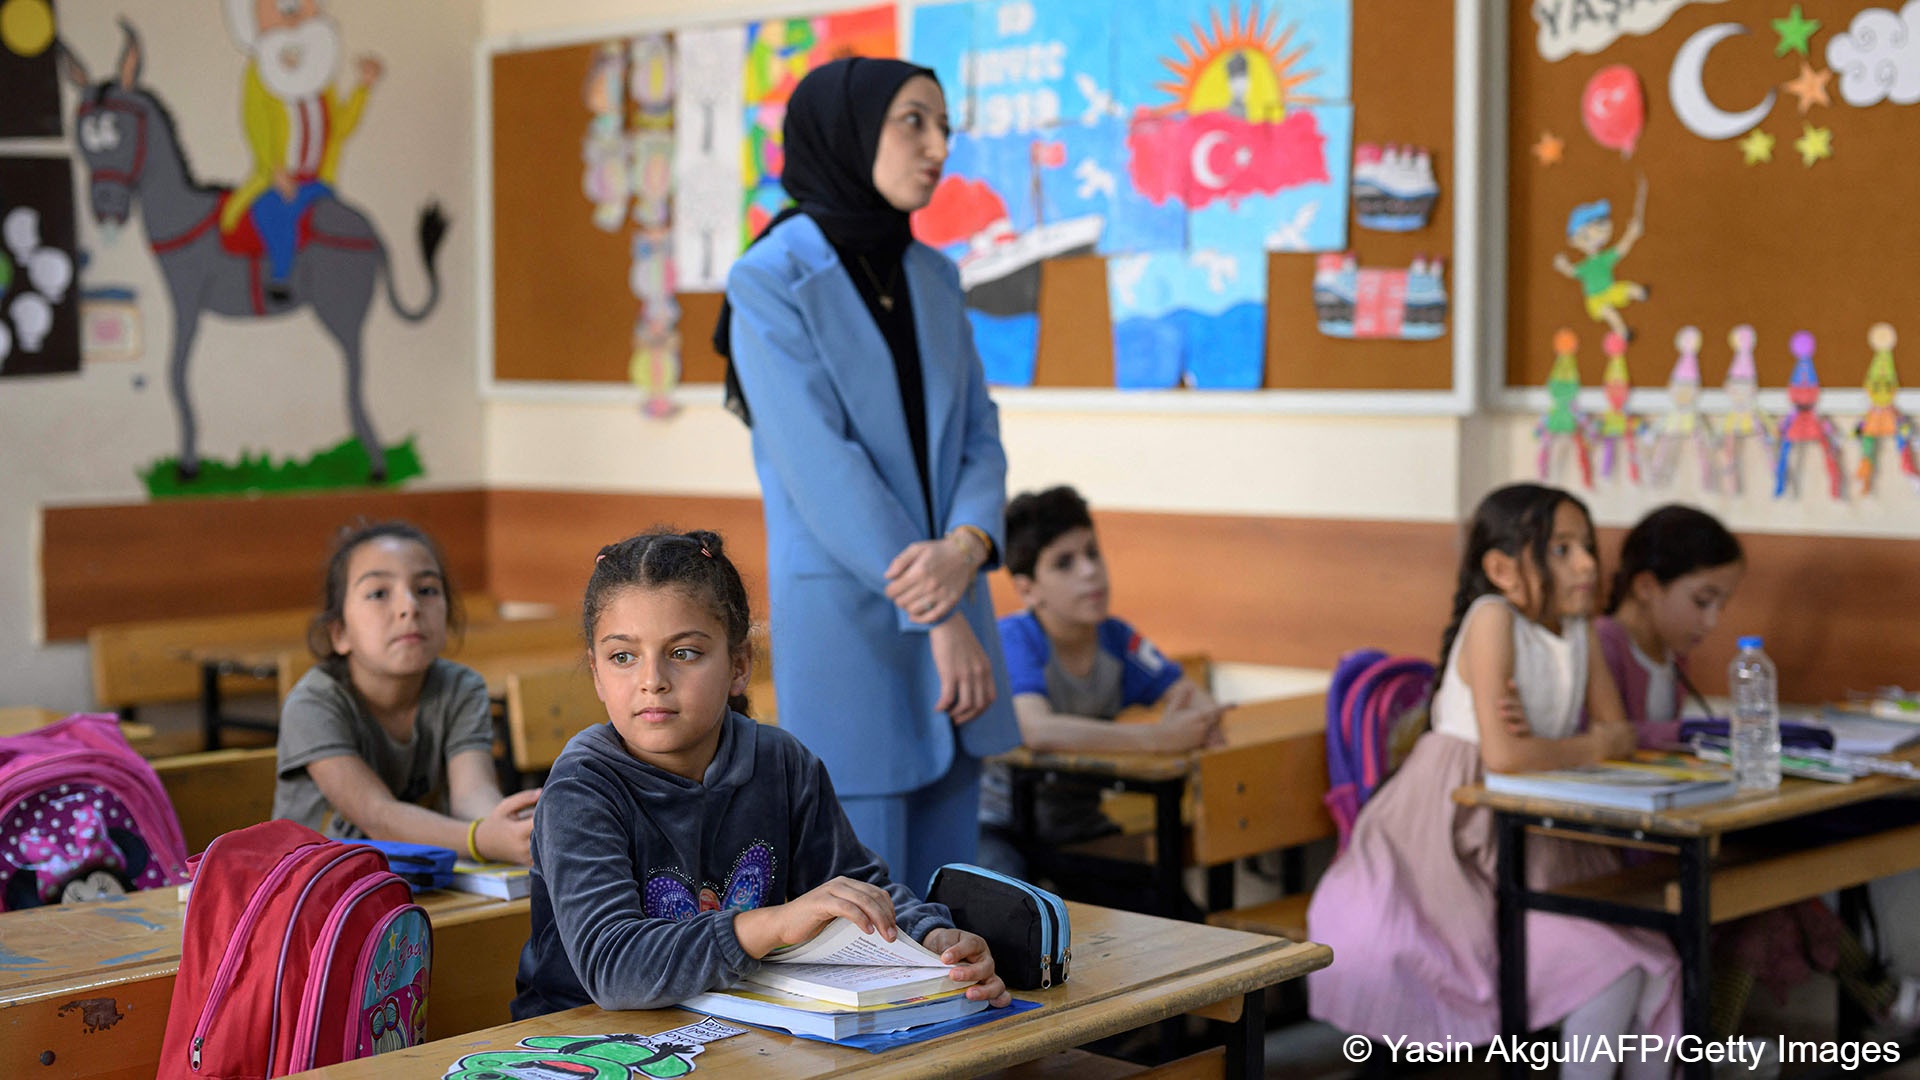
[[1552, 176, 1648, 341], [1718, 324, 1777, 495], [1595, 331, 1642, 483], [1648, 326, 1717, 489], [1775, 330, 1844, 500], [1854, 323, 1919, 494], [1537, 328, 1594, 488], [1114, 0, 1354, 252]]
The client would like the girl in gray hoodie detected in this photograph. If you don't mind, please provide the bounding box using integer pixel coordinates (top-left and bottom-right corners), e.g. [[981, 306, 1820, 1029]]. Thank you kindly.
[[512, 529, 1010, 1019]]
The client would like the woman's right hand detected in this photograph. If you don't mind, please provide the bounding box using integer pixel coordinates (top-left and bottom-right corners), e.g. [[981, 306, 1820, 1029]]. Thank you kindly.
[[476, 788, 541, 865], [930, 617, 995, 725], [734, 876, 898, 958]]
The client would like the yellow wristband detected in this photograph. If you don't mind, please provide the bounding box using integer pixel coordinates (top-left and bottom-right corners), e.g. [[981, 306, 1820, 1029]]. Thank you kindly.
[[466, 818, 484, 862]]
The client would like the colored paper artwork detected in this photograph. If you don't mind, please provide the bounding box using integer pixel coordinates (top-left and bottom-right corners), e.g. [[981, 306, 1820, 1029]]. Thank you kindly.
[[1111, 0, 1354, 252], [673, 25, 746, 290], [1181, 103, 1352, 253], [1853, 323, 1919, 494], [1108, 249, 1267, 389], [1035, 116, 1184, 255], [582, 44, 630, 232], [914, 130, 1062, 386], [80, 286, 141, 362], [910, 1, 979, 127], [1827, 4, 1920, 107], [628, 34, 680, 420], [1353, 142, 1439, 232], [1670, 25, 1776, 141], [1311, 253, 1446, 341], [1532, 0, 1724, 62], [1774, 330, 1844, 500], [1110, 0, 1351, 116], [0, 0, 60, 137], [440, 1022, 745, 1080], [742, 5, 897, 245], [1717, 324, 1777, 496], [969, 0, 1114, 135], [0, 155, 80, 376]]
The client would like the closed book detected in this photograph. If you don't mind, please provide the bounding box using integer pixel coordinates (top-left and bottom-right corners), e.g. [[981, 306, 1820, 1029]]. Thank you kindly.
[[446, 859, 531, 900], [677, 984, 985, 1040], [1486, 756, 1735, 811]]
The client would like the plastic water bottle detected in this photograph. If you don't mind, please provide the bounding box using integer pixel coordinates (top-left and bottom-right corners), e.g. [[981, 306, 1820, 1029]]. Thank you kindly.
[[1728, 636, 1781, 791]]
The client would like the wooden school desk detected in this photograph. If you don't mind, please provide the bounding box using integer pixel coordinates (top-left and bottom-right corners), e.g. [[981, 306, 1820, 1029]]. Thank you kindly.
[[1454, 745, 1920, 1080], [0, 887, 530, 1080], [292, 901, 1332, 1080], [992, 689, 1328, 919]]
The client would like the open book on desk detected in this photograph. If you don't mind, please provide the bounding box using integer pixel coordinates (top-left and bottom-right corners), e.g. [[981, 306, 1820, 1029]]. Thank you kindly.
[[738, 917, 973, 1007], [1485, 754, 1736, 811]]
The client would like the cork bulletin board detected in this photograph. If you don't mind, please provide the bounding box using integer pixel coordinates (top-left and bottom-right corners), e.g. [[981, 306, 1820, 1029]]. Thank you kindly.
[[1507, 0, 1913, 392], [488, 0, 1456, 392]]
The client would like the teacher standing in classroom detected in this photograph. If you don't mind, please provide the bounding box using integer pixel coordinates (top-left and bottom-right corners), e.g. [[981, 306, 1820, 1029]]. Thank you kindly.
[[714, 57, 1019, 890]]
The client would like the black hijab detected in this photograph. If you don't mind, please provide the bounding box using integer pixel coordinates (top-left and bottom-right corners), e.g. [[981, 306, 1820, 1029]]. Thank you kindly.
[[714, 57, 937, 426]]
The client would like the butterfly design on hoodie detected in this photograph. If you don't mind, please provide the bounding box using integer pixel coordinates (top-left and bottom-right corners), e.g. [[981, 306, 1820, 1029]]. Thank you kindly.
[[642, 842, 774, 920]]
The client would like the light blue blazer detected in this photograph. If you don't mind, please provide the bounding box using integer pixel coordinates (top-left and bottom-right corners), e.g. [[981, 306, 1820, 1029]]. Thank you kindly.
[[726, 214, 1020, 797]]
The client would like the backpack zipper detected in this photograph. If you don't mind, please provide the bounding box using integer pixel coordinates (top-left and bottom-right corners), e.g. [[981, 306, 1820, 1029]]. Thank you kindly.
[[186, 844, 323, 1072], [288, 872, 407, 1071], [267, 849, 381, 1070]]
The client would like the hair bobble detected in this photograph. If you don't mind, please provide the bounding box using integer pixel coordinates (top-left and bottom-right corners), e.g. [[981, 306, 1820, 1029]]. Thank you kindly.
[[700, 546, 713, 559], [595, 553, 607, 564]]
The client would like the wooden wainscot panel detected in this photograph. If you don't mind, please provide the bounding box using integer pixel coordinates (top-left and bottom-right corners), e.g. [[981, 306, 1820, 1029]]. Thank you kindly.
[[42, 489, 488, 640]]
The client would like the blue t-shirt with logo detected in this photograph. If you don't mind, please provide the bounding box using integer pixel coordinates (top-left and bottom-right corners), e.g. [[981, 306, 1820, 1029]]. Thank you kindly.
[[982, 612, 1184, 841]]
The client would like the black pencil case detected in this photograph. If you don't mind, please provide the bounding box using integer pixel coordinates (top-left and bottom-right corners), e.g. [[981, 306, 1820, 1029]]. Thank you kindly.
[[926, 863, 1070, 991]]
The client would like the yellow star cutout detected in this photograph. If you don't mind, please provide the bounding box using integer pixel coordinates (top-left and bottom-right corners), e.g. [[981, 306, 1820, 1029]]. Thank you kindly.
[[1783, 62, 1833, 114], [1533, 131, 1564, 166], [1795, 123, 1832, 166], [1739, 129, 1775, 165]]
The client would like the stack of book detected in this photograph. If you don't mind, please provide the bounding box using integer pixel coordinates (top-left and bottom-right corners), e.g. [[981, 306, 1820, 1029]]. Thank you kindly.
[[680, 918, 984, 1040], [447, 859, 532, 900], [1485, 754, 1736, 811]]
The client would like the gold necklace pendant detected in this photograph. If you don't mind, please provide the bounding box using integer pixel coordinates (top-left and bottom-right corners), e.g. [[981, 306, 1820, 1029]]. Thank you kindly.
[[856, 255, 897, 312]]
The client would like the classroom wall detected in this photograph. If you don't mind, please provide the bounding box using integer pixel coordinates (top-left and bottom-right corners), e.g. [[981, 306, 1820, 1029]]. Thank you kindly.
[[3, 1, 483, 710]]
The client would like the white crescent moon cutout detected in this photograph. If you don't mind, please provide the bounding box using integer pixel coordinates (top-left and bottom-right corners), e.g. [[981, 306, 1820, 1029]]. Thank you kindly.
[[1669, 23, 1775, 141], [1191, 131, 1229, 189]]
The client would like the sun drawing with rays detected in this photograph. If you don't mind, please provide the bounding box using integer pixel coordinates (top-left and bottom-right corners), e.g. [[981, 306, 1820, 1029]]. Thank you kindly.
[[1154, 3, 1320, 120]]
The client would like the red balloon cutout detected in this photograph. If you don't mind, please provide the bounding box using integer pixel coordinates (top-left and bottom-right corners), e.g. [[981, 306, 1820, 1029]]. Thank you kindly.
[[1581, 65, 1645, 158]]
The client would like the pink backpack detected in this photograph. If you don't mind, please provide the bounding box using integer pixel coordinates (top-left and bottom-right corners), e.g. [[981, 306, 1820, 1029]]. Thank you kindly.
[[0, 712, 189, 909], [157, 819, 433, 1079]]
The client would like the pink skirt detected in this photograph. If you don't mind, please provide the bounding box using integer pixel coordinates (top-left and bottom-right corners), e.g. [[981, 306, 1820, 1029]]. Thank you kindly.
[[1306, 732, 1682, 1044]]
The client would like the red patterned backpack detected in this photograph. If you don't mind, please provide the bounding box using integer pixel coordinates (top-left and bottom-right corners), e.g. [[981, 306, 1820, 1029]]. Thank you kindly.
[[157, 819, 433, 1078]]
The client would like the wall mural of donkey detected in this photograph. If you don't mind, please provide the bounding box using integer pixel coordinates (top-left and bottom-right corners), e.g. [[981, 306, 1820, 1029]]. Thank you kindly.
[[60, 20, 445, 482]]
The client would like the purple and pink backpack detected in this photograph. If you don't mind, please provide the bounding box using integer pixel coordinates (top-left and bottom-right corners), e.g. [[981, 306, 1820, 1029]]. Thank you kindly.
[[0, 712, 189, 909], [158, 818, 434, 1079], [1323, 650, 1435, 852]]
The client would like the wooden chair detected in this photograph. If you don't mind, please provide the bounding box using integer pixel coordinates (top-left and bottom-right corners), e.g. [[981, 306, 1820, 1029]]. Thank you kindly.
[[1195, 730, 1335, 942], [87, 609, 314, 715], [504, 664, 602, 775], [151, 746, 279, 854]]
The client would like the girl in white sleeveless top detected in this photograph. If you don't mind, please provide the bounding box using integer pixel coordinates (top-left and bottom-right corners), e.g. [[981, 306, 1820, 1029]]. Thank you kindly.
[[1308, 484, 1681, 1079]]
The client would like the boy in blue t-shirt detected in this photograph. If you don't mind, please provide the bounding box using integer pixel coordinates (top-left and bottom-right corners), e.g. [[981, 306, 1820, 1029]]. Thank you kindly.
[[978, 486, 1226, 878]]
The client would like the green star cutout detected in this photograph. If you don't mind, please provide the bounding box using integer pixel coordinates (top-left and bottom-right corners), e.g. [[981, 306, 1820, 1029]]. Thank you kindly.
[[1774, 4, 1820, 57]]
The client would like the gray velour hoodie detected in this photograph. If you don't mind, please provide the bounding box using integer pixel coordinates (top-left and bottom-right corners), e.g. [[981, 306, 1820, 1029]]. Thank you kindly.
[[511, 713, 953, 1019]]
